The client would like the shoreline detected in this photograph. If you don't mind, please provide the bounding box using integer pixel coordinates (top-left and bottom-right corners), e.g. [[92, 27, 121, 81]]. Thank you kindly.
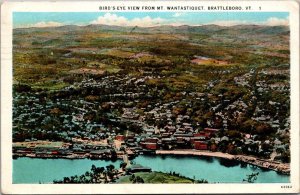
[[156, 150, 235, 159], [14, 149, 290, 175], [156, 150, 290, 175]]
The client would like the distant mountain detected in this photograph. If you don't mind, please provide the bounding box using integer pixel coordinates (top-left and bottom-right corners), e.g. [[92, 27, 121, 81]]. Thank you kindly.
[[14, 24, 289, 36]]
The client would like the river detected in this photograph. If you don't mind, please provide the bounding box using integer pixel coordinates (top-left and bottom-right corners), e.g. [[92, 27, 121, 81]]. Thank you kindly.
[[13, 155, 289, 183]]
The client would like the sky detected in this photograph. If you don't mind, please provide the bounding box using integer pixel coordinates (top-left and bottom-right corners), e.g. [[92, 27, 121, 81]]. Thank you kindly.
[[13, 12, 289, 28]]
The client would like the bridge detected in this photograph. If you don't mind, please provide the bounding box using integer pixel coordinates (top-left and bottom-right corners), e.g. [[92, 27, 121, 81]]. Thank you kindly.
[[122, 154, 130, 167]]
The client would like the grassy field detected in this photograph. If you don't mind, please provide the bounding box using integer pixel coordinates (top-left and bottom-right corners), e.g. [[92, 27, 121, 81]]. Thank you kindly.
[[117, 171, 194, 184]]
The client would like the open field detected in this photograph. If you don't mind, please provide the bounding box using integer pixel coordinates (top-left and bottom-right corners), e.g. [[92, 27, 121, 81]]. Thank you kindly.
[[13, 25, 289, 91], [117, 171, 195, 183]]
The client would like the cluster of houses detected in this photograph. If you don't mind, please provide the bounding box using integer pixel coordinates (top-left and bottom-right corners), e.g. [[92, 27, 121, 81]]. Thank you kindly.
[[13, 68, 290, 162], [113, 126, 219, 152], [13, 140, 120, 160], [233, 68, 290, 131]]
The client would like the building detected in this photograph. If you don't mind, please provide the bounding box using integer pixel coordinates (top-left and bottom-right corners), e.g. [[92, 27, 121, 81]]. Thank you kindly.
[[116, 135, 125, 141], [144, 142, 158, 150], [194, 141, 208, 150], [126, 164, 151, 173], [203, 128, 220, 136]]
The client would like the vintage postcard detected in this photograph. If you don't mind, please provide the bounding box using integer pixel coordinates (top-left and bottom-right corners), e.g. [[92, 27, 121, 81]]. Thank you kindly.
[[1, 0, 299, 194]]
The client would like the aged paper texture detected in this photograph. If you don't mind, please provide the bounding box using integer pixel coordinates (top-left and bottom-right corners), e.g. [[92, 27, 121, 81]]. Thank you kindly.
[[1, 0, 299, 194]]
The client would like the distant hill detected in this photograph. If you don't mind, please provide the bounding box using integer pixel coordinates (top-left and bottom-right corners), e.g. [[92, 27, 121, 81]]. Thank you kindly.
[[14, 24, 289, 36]]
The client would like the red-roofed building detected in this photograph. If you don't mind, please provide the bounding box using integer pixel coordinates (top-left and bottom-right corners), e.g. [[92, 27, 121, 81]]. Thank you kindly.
[[194, 132, 211, 137], [204, 128, 220, 133], [51, 151, 59, 155], [116, 135, 125, 141], [194, 141, 208, 150], [194, 132, 211, 139], [194, 132, 206, 137], [144, 143, 158, 150], [144, 137, 158, 143]]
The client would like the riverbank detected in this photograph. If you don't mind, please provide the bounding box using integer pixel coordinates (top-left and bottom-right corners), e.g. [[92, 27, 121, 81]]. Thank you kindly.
[[13, 148, 290, 175], [13, 153, 124, 161], [156, 150, 290, 175], [156, 150, 235, 159]]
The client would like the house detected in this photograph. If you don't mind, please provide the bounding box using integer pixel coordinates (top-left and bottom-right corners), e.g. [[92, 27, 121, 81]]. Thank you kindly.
[[161, 133, 170, 138], [126, 138, 135, 143], [161, 138, 173, 143], [126, 134, 136, 139], [202, 128, 219, 137], [146, 143, 158, 150], [194, 132, 210, 138], [116, 151, 125, 158], [194, 141, 208, 150], [191, 136, 206, 144], [221, 136, 229, 142], [173, 132, 193, 137], [126, 164, 151, 173], [274, 139, 282, 149], [204, 128, 220, 134], [116, 135, 125, 141], [176, 137, 185, 144], [90, 149, 111, 158], [51, 150, 60, 155], [144, 137, 158, 143], [141, 142, 158, 150], [210, 137, 221, 144]]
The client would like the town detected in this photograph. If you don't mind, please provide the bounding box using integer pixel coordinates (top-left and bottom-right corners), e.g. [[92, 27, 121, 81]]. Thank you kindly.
[[13, 68, 290, 169], [12, 24, 291, 177]]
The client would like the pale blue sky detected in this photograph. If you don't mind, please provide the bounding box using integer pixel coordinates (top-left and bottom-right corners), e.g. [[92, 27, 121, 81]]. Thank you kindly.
[[13, 12, 289, 28]]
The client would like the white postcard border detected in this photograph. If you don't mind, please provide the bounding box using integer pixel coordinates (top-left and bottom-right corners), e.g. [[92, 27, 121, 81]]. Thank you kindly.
[[1, 1, 299, 194]]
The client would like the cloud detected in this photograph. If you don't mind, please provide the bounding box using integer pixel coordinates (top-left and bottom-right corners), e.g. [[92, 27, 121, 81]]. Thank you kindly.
[[173, 13, 183, 17], [14, 15, 288, 29], [90, 13, 165, 27], [264, 17, 289, 26], [205, 17, 289, 27], [32, 21, 64, 28], [15, 21, 64, 28], [205, 20, 248, 26]]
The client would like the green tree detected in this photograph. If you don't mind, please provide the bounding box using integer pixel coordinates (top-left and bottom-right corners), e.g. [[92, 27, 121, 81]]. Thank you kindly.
[[129, 174, 135, 182], [243, 172, 259, 183], [120, 162, 127, 170]]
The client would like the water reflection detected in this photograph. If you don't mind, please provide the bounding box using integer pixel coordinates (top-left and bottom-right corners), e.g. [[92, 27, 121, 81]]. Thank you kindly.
[[240, 161, 248, 168], [218, 158, 240, 167], [198, 156, 214, 163]]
